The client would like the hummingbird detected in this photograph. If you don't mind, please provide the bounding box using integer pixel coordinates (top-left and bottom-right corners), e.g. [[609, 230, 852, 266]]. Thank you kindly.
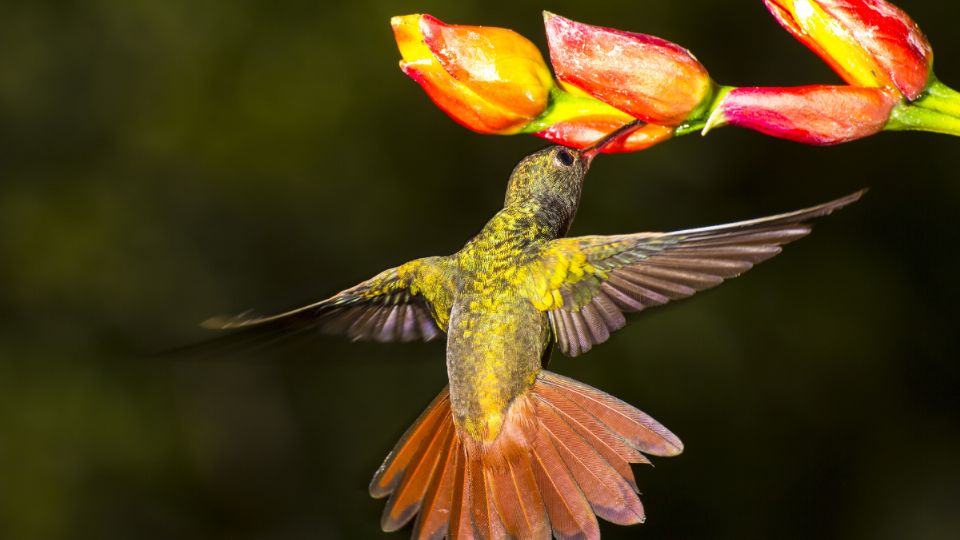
[[202, 122, 863, 539]]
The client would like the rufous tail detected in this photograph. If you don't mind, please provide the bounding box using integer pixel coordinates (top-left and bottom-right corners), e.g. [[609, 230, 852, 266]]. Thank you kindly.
[[369, 370, 683, 539]]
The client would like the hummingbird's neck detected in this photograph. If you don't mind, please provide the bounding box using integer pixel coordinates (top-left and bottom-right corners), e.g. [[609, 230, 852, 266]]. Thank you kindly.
[[475, 196, 576, 247], [524, 194, 578, 238]]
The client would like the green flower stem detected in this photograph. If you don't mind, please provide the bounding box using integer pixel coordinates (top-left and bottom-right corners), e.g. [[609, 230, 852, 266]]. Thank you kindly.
[[675, 84, 734, 136], [886, 100, 960, 136], [673, 119, 707, 136], [913, 77, 960, 118]]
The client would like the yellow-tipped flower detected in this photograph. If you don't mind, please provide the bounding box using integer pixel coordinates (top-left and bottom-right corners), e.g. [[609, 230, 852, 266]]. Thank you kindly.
[[392, 14, 554, 134], [764, 0, 933, 100]]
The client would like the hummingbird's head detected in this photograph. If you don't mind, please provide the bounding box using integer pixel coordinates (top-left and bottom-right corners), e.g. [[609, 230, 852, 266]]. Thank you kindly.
[[504, 145, 588, 211], [503, 120, 645, 220]]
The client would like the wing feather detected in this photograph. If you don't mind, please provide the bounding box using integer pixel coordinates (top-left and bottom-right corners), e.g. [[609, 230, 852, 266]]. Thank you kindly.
[[184, 258, 450, 355], [527, 191, 864, 356]]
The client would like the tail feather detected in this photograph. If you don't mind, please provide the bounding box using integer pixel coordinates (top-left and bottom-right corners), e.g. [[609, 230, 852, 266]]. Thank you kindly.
[[448, 450, 473, 540], [411, 436, 457, 540], [484, 413, 551, 539], [372, 370, 682, 538], [483, 478, 510, 540], [381, 416, 454, 531], [535, 384, 646, 488], [541, 371, 684, 456], [468, 456, 508, 539], [537, 396, 645, 525], [529, 420, 600, 540], [370, 391, 451, 499]]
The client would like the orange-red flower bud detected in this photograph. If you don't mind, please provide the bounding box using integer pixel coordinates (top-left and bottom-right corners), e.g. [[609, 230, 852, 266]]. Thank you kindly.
[[764, 0, 933, 100], [544, 12, 712, 126], [392, 14, 553, 134]]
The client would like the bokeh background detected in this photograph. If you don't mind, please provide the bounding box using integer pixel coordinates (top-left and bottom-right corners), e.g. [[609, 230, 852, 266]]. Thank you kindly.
[[2, 1, 959, 539]]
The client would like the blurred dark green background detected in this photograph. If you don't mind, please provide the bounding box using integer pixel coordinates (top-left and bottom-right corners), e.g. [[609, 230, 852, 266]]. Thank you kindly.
[[2, 1, 959, 538]]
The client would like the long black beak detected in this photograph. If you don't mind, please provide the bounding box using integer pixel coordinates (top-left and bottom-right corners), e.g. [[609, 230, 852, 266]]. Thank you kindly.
[[580, 119, 646, 165]]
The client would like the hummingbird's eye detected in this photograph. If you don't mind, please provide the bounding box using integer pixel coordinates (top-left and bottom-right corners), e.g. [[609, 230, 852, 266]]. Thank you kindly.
[[555, 149, 575, 167]]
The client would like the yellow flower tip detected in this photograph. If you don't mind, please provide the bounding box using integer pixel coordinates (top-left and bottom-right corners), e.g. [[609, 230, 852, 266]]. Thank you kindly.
[[391, 14, 433, 65], [389, 15, 408, 30], [390, 14, 419, 38]]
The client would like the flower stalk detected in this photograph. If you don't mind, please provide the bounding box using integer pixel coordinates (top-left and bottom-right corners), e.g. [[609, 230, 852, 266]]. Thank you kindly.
[[886, 101, 960, 137], [912, 78, 960, 119]]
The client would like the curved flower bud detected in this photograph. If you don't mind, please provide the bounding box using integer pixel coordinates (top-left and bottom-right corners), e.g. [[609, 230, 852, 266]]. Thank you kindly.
[[392, 14, 554, 134], [705, 85, 898, 145], [764, 0, 933, 100], [544, 12, 713, 126], [536, 116, 673, 153]]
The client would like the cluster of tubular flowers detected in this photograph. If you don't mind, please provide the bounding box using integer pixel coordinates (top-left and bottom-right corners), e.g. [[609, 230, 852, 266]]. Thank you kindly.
[[392, 0, 960, 152]]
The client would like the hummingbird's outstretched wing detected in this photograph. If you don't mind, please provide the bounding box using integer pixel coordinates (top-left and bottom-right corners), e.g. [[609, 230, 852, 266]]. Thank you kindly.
[[525, 190, 864, 357], [199, 259, 447, 349]]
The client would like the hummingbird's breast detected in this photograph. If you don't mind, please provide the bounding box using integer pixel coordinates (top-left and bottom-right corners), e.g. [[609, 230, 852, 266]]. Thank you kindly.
[[445, 204, 556, 442]]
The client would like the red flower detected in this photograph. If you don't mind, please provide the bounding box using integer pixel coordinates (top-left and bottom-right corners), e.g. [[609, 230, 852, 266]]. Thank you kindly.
[[544, 12, 713, 126]]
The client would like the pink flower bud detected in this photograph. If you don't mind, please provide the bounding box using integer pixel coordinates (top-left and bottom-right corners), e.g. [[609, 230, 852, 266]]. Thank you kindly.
[[708, 85, 897, 145]]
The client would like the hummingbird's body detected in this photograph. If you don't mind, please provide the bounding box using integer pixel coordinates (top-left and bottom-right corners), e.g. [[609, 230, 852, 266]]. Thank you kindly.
[[205, 131, 862, 539], [447, 200, 562, 442], [393, 155, 586, 443]]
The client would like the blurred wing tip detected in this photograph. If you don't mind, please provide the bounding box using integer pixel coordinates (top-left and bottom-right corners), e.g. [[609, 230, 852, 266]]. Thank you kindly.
[[199, 316, 230, 330], [818, 188, 867, 215], [849, 187, 869, 200], [783, 188, 866, 229], [199, 309, 262, 330]]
